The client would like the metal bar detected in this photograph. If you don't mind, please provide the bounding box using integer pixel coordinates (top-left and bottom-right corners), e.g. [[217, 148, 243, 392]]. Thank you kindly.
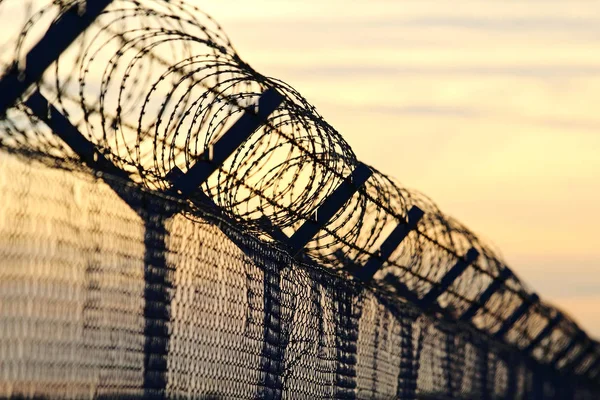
[[0, 0, 114, 115], [142, 212, 171, 399], [382, 273, 421, 305], [24, 91, 128, 180], [168, 88, 283, 197], [26, 91, 172, 397], [504, 352, 518, 397], [478, 340, 491, 400], [563, 340, 593, 373], [354, 206, 424, 282], [287, 163, 373, 256], [460, 268, 512, 322], [395, 315, 418, 400], [581, 352, 600, 377], [258, 257, 286, 400], [168, 175, 224, 218], [419, 247, 480, 307], [334, 249, 361, 274], [494, 294, 539, 340], [332, 286, 362, 399], [523, 313, 563, 354], [556, 376, 575, 399], [531, 367, 545, 400], [257, 215, 289, 243], [551, 330, 585, 366], [588, 356, 600, 379], [181, 195, 292, 400]]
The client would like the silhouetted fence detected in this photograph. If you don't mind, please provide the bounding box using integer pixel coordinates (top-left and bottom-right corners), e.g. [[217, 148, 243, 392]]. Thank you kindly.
[[0, 1, 598, 398]]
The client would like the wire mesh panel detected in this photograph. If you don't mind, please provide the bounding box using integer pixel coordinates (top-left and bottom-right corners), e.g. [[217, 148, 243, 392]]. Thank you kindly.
[[0, 151, 598, 399], [0, 0, 600, 398], [0, 153, 147, 398]]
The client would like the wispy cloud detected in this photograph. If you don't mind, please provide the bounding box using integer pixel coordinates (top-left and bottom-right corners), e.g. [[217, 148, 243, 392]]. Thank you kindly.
[[275, 64, 600, 78]]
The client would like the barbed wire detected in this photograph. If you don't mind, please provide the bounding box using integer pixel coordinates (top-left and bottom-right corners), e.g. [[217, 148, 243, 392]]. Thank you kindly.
[[0, 0, 597, 381]]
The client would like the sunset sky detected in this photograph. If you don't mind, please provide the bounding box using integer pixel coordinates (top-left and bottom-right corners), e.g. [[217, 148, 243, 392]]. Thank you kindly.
[[201, 0, 600, 336]]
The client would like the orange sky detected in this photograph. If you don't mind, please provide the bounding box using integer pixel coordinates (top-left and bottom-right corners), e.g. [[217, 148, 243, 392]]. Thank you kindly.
[[201, 0, 600, 336]]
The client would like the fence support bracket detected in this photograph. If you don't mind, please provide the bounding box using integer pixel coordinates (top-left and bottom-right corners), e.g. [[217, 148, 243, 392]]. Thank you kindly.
[[460, 268, 512, 322], [523, 313, 563, 354], [0, 0, 114, 115], [419, 247, 480, 308], [354, 206, 424, 282], [494, 294, 539, 340], [563, 341, 593, 373], [287, 163, 373, 257], [168, 88, 283, 197]]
